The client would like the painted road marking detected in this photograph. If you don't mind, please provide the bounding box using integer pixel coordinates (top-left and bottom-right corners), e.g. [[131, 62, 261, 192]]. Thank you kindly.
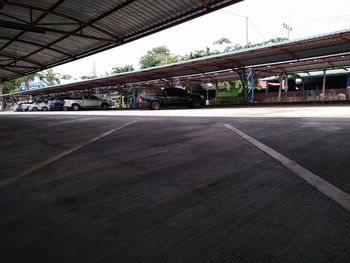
[[223, 123, 350, 213], [0, 121, 137, 188]]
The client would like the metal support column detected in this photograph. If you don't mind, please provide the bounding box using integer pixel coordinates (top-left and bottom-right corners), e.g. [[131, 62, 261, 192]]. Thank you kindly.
[[237, 68, 248, 104], [0, 83, 4, 111], [347, 73, 350, 100], [322, 70, 326, 100], [278, 75, 283, 101], [247, 69, 256, 103]]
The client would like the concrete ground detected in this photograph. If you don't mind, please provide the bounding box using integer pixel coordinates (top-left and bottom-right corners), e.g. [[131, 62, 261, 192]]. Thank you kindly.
[[1, 105, 350, 262]]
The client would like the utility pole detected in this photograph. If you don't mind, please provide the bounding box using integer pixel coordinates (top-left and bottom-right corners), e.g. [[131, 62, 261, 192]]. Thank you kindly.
[[283, 14, 292, 39], [245, 16, 249, 47]]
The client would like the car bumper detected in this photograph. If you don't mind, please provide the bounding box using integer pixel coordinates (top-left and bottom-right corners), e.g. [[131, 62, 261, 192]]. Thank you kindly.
[[138, 100, 151, 108]]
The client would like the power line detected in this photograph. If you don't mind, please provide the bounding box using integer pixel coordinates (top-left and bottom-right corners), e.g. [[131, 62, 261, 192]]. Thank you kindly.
[[248, 19, 266, 42], [219, 9, 249, 46]]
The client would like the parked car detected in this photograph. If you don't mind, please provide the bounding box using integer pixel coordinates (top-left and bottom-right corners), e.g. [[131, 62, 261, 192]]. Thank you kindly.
[[28, 101, 49, 111], [48, 97, 65, 111], [139, 88, 205, 110], [63, 95, 110, 111], [15, 101, 32, 111]]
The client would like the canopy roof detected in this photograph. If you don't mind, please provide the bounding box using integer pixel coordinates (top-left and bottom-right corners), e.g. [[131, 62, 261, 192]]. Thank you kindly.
[[4, 29, 350, 97], [0, 0, 243, 81]]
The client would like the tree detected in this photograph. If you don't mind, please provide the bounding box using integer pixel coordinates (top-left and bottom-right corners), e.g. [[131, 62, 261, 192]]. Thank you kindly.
[[112, 65, 135, 74], [80, 75, 97, 80], [139, 46, 182, 68], [183, 47, 219, 60], [2, 80, 19, 94], [213, 37, 232, 45], [39, 69, 61, 86], [18, 74, 37, 91], [61, 74, 72, 80]]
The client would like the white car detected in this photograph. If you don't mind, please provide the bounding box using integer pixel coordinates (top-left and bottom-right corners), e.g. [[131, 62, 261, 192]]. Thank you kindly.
[[64, 95, 110, 111], [28, 101, 50, 111], [15, 101, 33, 111]]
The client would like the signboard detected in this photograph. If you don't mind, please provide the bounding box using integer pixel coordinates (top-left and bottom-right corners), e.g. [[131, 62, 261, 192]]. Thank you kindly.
[[18, 79, 48, 92]]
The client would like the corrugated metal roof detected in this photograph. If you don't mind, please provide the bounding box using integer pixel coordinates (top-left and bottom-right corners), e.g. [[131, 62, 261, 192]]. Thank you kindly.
[[4, 29, 350, 97], [0, 0, 243, 81]]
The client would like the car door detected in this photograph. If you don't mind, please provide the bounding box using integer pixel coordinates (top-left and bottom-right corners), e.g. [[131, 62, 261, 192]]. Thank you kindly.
[[83, 95, 98, 108], [88, 95, 101, 107], [175, 89, 190, 105], [165, 88, 188, 106]]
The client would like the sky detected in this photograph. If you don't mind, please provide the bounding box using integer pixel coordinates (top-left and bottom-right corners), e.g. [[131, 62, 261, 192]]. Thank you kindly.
[[53, 0, 350, 80]]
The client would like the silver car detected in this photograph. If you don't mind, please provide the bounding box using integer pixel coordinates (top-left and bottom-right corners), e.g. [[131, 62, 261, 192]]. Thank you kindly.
[[28, 101, 50, 111]]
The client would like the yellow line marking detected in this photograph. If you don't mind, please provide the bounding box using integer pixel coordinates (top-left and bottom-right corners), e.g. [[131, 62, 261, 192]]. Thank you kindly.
[[224, 123, 350, 214], [0, 121, 137, 188]]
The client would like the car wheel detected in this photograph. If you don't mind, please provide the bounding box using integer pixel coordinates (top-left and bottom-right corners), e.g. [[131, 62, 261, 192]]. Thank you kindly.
[[150, 101, 161, 110], [101, 103, 109, 110], [32, 107, 38, 111], [72, 104, 80, 111], [191, 100, 201, 108], [42, 107, 48, 111]]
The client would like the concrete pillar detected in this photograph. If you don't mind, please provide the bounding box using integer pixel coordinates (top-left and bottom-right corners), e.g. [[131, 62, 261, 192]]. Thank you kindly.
[[322, 70, 326, 100]]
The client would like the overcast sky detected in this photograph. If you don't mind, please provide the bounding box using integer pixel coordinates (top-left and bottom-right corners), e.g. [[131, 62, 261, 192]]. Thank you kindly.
[[53, 0, 350, 79]]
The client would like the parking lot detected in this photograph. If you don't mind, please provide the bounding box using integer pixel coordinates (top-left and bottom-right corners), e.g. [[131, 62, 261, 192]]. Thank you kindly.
[[1, 105, 350, 262]]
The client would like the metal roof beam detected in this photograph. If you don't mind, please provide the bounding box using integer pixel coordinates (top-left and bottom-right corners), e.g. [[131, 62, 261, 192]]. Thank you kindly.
[[0, 0, 66, 52], [0, 36, 71, 57], [0, 20, 118, 43], [0, 0, 137, 73], [0, 0, 66, 74], [0, 53, 43, 66], [1, 66, 20, 74], [197, 0, 210, 9], [0, 1, 122, 41], [0, 11, 29, 24], [3, 64, 37, 69], [0, 20, 46, 33]]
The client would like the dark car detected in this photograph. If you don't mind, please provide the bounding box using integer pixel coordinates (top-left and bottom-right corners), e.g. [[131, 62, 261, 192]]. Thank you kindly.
[[48, 97, 65, 111], [139, 88, 205, 110]]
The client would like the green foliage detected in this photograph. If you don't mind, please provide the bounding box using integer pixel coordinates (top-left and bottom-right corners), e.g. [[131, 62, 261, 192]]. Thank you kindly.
[[139, 46, 182, 68], [289, 73, 301, 80], [213, 38, 231, 45], [2, 80, 19, 94], [81, 75, 97, 80], [183, 47, 220, 60], [39, 69, 61, 86], [213, 37, 288, 53], [17, 74, 38, 91], [61, 74, 72, 80], [112, 65, 135, 74]]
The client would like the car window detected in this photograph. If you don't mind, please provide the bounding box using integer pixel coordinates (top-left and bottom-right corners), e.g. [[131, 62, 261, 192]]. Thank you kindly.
[[90, 95, 98, 100], [84, 95, 89, 99], [166, 88, 187, 97], [165, 89, 176, 96], [177, 89, 188, 97]]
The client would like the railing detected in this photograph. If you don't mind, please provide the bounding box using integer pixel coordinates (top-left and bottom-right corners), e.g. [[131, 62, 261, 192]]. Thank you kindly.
[[254, 88, 350, 103]]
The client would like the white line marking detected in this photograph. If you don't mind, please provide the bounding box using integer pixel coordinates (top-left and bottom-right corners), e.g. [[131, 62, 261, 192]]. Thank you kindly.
[[223, 123, 350, 213], [0, 121, 137, 188]]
